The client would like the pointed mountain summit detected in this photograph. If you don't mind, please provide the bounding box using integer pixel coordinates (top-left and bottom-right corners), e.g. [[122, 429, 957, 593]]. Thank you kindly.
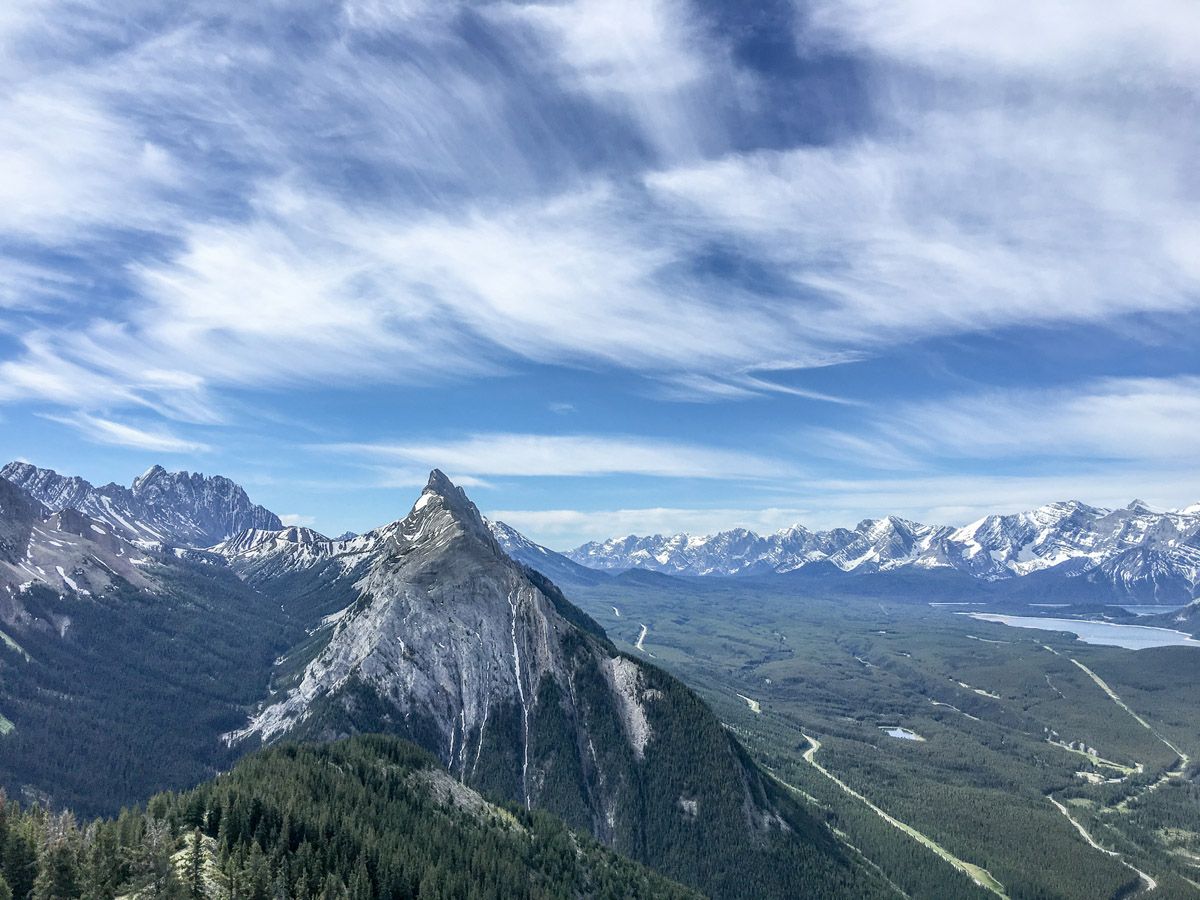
[[226, 471, 879, 900]]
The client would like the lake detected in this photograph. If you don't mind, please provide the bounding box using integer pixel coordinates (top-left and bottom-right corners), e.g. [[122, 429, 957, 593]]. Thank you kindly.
[[967, 613, 1200, 650]]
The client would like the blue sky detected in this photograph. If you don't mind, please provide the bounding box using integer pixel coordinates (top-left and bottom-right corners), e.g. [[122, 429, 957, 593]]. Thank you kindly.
[[1, 0, 1198, 547]]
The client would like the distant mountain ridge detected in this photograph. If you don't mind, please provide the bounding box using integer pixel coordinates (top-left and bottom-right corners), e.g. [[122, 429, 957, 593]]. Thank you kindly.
[[1, 461, 282, 546], [566, 500, 1200, 601], [6, 458, 1197, 602]]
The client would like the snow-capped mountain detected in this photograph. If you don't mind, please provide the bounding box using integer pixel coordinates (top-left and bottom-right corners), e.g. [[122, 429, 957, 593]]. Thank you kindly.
[[0, 476, 163, 625], [486, 518, 608, 584], [219, 471, 840, 896], [1, 462, 282, 547], [826, 516, 954, 573], [569, 528, 780, 576], [566, 500, 1200, 599], [566, 516, 947, 577]]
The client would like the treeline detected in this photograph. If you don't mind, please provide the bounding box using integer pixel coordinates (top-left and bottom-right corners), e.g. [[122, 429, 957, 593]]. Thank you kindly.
[[0, 735, 698, 900]]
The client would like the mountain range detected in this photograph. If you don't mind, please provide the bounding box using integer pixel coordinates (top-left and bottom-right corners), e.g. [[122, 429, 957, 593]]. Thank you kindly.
[[0, 463, 886, 899], [5, 458, 1199, 897], [1, 461, 281, 546], [563, 500, 1200, 603]]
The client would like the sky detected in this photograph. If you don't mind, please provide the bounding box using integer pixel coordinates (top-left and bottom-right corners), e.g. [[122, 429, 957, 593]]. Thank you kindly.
[[0, 0, 1198, 548]]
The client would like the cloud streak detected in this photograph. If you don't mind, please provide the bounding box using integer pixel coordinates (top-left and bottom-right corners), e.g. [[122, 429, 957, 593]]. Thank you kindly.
[[40, 412, 211, 454], [866, 376, 1200, 463], [0, 0, 1191, 432], [326, 432, 790, 480]]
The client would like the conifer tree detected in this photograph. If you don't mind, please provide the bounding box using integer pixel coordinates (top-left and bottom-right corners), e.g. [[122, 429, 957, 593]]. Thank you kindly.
[[32, 840, 80, 900], [182, 830, 205, 900]]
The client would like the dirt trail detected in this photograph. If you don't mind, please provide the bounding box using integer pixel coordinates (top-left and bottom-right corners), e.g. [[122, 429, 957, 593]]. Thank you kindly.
[[1037, 653, 1193, 894], [1048, 797, 1157, 894], [794, 734, 1008, 898], [1069, 658, 1188, 766]]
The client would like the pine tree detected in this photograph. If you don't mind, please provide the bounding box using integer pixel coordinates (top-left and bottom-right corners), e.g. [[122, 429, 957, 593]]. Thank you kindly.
[[182, 830, 205, 900], [2, 826, 37, 900], [33, 840, 81, 900], [241, 845, 270, 900], [134, 820, 181, 900], [346, 857, 369, 900]]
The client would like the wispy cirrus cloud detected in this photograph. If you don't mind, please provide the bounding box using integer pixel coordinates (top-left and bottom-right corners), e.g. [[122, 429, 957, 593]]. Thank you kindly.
[[646, 105, 1199, 350], [40, 412, 211, 454], [490, 0, 733, 160], [325, 432, 790, 480], [801, 0, 1200, 81], [861, 376, 1200, 463]]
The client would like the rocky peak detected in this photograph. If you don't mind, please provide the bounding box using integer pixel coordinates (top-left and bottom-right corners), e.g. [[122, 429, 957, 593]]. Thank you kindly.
[[224, 474, 834, 899], [3, 461, 282, 547], [402, 469, 500, 553], [132, 464, 169, 493]]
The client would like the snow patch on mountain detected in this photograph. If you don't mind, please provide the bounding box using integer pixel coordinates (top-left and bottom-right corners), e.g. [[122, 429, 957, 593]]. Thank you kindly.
[[2, 462, 281, 547]]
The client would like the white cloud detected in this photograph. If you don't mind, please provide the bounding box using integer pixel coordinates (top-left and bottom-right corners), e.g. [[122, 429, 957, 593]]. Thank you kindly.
[[0, 85, 180, 241], [646, 105, 1199, 350], [0, 0, 1194, 476], [40, 412, 211, 453], [801, 0, 1200, 83], [502, 0, 703, 94], [872, 376, 1200, 463], [326, 432, 789, 480], [279, 513, 317, 527], [492, 0, 723, 159]]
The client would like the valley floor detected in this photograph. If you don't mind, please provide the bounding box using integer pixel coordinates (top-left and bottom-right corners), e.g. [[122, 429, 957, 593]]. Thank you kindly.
[[565, 576, 1200, 900]]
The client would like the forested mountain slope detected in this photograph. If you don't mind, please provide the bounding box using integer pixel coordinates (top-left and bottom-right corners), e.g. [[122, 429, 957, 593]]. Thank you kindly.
[[0, 735, 700, 900]]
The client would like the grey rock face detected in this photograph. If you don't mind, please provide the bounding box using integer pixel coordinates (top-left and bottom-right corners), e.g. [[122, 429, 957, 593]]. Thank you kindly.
[[2, 462, 281, 546], [230, 472, 629, 798], [226, 471, 818, 886]]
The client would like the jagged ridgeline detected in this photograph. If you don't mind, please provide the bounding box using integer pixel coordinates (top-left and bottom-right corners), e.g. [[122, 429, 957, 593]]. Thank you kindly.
[[0, 735, 700, 900], [220, 472, 886, 899]]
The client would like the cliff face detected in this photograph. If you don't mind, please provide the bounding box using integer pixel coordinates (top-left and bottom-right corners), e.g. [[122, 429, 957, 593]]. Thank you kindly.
[[226, 471, 866, 899]]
